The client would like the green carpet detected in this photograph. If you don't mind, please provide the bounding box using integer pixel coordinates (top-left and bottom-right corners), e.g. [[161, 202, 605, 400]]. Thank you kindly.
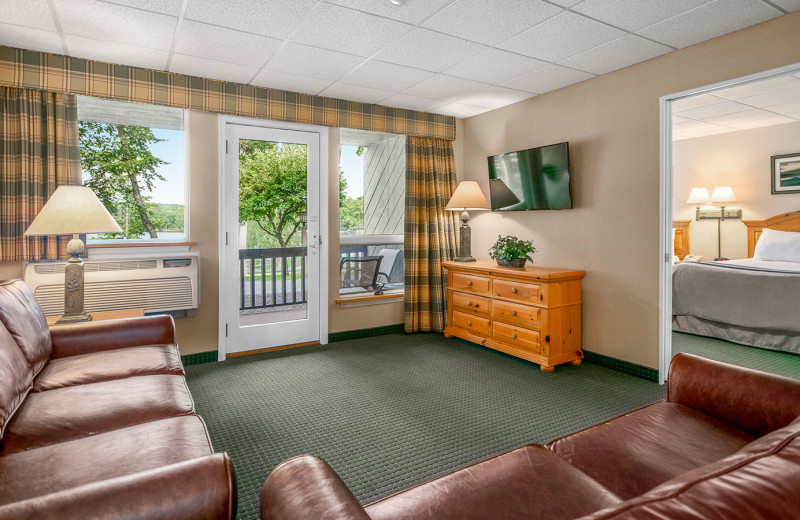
[[186, 333, 665, 520], [673, 331, 800, 380]]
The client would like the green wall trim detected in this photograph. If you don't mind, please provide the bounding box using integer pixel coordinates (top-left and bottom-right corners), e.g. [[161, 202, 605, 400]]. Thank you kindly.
[[329, 324, 405, 343], [582, 350, 659, 382], [181, 350, 218, 366]]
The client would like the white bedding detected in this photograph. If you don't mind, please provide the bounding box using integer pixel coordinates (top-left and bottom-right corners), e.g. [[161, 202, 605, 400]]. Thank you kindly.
[[721, 258, 800, 273]]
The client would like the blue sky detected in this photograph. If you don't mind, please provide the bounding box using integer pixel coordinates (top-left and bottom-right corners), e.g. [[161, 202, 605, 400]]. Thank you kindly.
[[147, 129, 185, 204], [340, 145, 364, 198]]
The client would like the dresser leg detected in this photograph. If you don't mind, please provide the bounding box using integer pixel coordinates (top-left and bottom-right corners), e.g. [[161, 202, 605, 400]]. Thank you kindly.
[[540, 365, 555, 373], [570, 358, 582, 366]]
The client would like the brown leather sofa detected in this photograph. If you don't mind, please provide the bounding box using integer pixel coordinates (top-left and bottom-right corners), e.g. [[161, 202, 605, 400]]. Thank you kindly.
[[261, 353, 800, 520], [0, 279, 236, 519]]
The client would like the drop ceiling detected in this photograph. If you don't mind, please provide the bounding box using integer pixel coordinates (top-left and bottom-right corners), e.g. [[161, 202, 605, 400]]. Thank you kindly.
[[0, 0, 798, 119]]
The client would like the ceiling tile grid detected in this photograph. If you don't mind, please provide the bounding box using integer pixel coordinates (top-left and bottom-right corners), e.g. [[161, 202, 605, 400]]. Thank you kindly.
[[0, 0, 797, 120]]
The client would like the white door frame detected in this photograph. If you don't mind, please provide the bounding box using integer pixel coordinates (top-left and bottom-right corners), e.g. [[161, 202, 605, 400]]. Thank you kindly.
[[658, 62, 800, 383], [217, 115, 329, 361]]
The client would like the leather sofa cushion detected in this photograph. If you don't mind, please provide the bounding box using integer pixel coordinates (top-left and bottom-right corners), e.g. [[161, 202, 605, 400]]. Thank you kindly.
[[546, 401, 756, 500], [0, 323, 32, 440], [366, 444, 622, 520], [0, 415, 214, 505], [32, 344, 183, 392], [0, 281, 51, 377], [1, 374, 195, 455], [582, 418, 800, 519]]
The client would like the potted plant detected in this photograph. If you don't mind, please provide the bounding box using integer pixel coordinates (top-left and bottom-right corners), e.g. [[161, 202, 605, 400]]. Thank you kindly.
[[488, 235, 536, 268]]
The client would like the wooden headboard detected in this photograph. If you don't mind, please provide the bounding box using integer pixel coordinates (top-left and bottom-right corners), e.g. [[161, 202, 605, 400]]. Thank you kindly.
[[742, 210, 800, 258], [673, 220, 691, 260]]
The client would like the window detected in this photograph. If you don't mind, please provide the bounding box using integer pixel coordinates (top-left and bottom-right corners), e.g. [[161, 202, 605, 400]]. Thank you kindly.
[[339, 129, 405, 294], [77, 96, 185, 242]]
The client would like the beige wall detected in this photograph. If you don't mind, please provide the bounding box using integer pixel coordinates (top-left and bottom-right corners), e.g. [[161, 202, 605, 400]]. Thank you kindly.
[[0, 263, 22, 281], [673, 121, 800, 261], [461, 12, 800, 368]]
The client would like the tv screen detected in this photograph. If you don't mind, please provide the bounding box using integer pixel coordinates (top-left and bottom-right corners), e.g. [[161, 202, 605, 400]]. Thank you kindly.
[[487, 142, 572, 211]]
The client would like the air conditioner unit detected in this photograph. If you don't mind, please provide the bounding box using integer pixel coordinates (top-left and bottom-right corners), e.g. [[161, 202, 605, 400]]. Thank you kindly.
[[23, 253, 200, 317]]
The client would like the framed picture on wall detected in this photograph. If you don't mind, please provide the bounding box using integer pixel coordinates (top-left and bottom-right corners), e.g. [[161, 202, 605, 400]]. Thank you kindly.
[[771, 153, 800, 194]]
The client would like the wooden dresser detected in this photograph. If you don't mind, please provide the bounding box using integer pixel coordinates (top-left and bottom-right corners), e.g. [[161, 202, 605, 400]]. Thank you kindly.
[[443, 260, 585, 372]]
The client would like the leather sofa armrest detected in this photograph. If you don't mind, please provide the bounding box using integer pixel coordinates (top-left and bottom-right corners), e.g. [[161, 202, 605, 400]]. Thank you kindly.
[[49, 315, 176, 359], [667, 353, 800, 436], [0, 453, 236, 520], [261, 455, 370, 520]]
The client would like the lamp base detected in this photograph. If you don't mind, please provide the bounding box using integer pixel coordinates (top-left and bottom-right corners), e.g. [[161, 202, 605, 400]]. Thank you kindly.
[[56, 311, 92, 324]]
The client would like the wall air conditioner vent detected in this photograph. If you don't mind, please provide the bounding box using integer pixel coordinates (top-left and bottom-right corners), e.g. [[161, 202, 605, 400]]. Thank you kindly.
[[24, 254, 199, 317]]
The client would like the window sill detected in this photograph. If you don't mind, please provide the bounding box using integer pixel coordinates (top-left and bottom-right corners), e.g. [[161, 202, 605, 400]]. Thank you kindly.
[[86, 242, 196, 260], [336, 290, 404, 308], [87, 241, 196, 248]]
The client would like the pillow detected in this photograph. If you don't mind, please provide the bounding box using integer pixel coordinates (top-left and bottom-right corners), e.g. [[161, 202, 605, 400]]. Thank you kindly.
[[753, 228, 800, 263]]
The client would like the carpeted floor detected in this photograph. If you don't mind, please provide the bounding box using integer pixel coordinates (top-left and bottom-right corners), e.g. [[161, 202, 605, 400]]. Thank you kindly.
[[673, 331, 800, 379], [186, 333, 665, 520]]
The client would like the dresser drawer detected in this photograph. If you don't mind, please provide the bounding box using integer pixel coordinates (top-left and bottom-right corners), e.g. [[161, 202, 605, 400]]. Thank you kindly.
[[493, 322, 540, 353], [452, 272, 491, 294], [492, 300, 541, 329], [452, 291, 490, 317], [452, 310, 491, 337], [493, 278, 546, 305]]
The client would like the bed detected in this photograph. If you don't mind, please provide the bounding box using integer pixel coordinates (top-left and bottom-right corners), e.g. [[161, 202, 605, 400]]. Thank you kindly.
[[672, 211, 800, 354]]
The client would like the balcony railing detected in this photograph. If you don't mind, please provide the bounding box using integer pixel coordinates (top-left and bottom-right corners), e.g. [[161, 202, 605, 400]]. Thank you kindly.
[[239, 247, 306, 311]]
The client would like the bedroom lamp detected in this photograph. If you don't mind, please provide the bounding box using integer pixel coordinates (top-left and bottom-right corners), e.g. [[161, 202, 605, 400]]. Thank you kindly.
[[709, 186, 742, 260], [24, 186, 122, 323], [686, 187, 711, 221], [446, 181, 490, 262]]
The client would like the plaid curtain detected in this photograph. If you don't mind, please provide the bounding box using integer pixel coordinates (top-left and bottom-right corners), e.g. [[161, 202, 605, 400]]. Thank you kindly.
[[404, 136, 459, 333], [0, 87, 81, 262]]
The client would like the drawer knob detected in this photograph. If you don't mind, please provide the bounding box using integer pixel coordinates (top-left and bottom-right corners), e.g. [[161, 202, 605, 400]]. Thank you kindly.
[[510, 310, 517, 316], [511, 332, 517, 339], [466, 300, 472, 306], [511, 287, 518, 294], [467, 320, 472, 326], [467, 280, 473, 287]]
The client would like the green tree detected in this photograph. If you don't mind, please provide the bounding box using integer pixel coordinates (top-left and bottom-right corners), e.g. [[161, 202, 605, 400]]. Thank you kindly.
[[340, 195, 364, 234], [79, 122, 167, 238]]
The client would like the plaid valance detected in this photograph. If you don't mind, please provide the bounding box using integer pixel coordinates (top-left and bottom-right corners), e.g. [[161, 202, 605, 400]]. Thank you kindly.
[[0, 46, 455, 141]]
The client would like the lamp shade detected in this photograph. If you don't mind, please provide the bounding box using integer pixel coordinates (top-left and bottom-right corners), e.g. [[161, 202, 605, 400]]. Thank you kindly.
[[686, 187, 711, 205], [24, 186, 122, 236], [711, 186, 736, 203], [445, 181, 490, 211]]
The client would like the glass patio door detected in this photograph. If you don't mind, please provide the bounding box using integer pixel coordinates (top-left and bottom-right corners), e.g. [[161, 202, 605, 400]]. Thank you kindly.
[[223, 123, 321, 354]]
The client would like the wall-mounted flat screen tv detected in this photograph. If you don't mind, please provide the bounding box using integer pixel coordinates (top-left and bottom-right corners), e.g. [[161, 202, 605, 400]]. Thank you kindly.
[[487, 142, 572, 211]]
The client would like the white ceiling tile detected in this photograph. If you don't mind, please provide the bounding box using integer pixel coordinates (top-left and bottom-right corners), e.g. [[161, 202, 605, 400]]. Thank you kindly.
[[673, 125, 734, 140], [100, 0, 184, 16], [0, 22, 63, 54], [735, 84, 800, 108], [422, 0, 560, 46], [672, 115, 693, 124], [403, 74, 490, 102], [374, 28, 488, 72], [725, 114, 796, 129], [700, 108, 776, 125], [0, 0, 55, 30], [290, 3, 412, 57], [264, 42, 364, 81], [547, 0, 582, 6], [673, 120, 729, 133], [339, 60, 433, 92], [558, 35, 670, 75], [323, 0, 453, 24], [498, 11, 625, 62], [443, 48, 547, 84], [169, 54, 259, 84], [251, 69, 334, 96], [436, 102, 488, 118], [572, 0, 710, 32], [64, 35, 169, 69], [501, 64, 594, 94], [675, 100, 752, 119], [318, 83, 393, 104], [636, 0, 780, 49], [713, 74, 800, 100], [453, 86, 532, 108], [175, 20, 282, 68], [769, 0, 800, 11], [380, 93, 446, 112], [671, 93, 727, 111], [766, 100, 800, 118], [184, 0, 316, 39], [52, 0, 177, 51]]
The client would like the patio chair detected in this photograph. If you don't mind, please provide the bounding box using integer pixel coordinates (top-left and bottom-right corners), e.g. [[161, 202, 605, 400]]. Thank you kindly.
[[340, 256, 383, 292]]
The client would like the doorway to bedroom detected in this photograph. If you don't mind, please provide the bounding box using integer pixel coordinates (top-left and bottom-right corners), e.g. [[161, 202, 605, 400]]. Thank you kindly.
[[660, 64, 800, 382]]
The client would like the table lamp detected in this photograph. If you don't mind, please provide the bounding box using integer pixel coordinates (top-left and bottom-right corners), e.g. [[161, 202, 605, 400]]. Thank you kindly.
[[24, 186, 122, 323], [686, 187, 710, 221], [710, 186, 737, 260], [445, 181, 490, 262]]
